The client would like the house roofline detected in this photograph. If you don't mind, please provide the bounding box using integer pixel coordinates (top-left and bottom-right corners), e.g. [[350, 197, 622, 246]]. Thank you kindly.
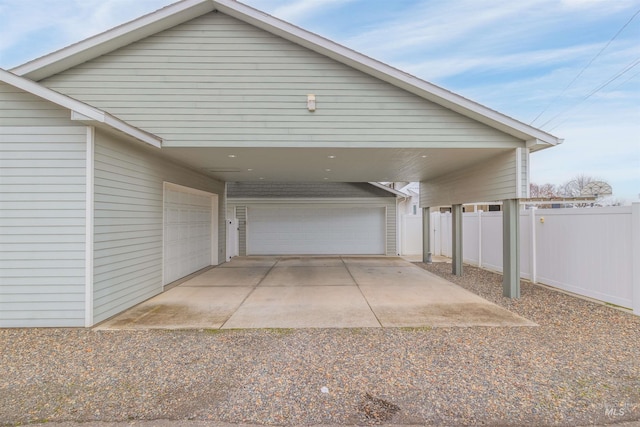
[[0, 68, 163, 148], [11, 0, 215, 82], [10, 0, 561, 149], [368, 182, 408, 198]]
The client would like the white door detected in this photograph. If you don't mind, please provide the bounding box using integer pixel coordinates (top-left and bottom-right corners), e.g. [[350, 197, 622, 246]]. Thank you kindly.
[[247, 205, 385, 255], [226, 218, 239, 261], [163, 184, 217, 285]]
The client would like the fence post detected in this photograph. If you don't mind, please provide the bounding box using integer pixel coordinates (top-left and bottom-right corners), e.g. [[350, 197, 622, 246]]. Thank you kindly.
[[477, 210, 483, 268], [632, 203, 639, 316], [452, 204, 463, 276], [435, 211, 442, 256], [530, 207, 537, 284], [422, 208, 432, 263]]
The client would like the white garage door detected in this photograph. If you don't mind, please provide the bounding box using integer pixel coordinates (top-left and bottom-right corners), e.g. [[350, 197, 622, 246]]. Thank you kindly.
[[163, 185, 215, 285], [247, 205, 385, 255]]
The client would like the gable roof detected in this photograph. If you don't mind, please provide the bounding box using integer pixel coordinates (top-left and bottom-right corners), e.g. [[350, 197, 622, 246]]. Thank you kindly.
[[10, 0, 561, 151], [0, 69, 162, 148]]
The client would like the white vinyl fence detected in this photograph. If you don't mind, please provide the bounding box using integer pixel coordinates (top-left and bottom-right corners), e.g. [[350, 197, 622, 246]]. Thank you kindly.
[[401, 204, 640, 315]]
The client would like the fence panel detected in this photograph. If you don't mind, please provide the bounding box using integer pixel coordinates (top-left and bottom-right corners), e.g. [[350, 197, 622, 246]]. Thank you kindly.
[[462, 213, 480, 265], [420, 205, 636, 312], [535, 207, 633, 308], [480, 212, 503, 272], [400, 215, 423, 255]]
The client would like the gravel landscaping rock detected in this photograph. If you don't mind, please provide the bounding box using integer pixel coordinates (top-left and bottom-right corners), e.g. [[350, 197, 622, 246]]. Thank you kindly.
[[1, 263, 638, 426]]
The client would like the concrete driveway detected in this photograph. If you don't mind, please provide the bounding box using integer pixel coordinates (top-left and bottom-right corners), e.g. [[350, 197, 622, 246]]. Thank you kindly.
[[97, 257, 535, 329]]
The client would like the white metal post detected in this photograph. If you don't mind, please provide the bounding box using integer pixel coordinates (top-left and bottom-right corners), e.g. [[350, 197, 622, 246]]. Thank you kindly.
[[530, 207, 537, 284], [632, 203, 640, 315], [477, 210, 483, 268], [452, 204, 463, 276], [503, 199, 520, 298]]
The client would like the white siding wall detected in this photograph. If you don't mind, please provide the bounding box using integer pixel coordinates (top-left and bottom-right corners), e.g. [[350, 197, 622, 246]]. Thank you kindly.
[[0, 126, 87, 327], [0, 82, 73, 126], [92, 130, 225, 324], [41, 13, 521, 149], [420, 149, 522, 207]]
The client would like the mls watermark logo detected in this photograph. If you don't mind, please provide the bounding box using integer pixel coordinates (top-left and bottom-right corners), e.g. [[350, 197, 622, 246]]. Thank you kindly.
[[604, 402, 637, 418]]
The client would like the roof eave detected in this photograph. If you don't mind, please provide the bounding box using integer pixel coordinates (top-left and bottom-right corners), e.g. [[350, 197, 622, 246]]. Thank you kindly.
[[10, 0, 561, 146], [11, 0, 215, 81], [1, 68, 162, 148], [368, 182, 408, 198]]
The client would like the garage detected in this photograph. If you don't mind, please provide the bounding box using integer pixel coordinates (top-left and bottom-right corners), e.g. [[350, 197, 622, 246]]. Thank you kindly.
[[163, 183, 218, 284], [247, 205, 386, 255]]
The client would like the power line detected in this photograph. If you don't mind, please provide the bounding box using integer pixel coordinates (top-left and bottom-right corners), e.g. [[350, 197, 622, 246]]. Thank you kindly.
[[530, 7, 640, 126], [545, 57, 640, 131]]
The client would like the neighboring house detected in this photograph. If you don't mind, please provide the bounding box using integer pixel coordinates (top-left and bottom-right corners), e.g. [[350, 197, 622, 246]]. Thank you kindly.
[[0, 0, 561, 327]]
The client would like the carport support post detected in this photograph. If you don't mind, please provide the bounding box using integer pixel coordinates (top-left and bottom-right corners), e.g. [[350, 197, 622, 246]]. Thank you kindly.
[[422, 207, 432, 263], [452, 204, 463, 276], [502, 199, 520, 298]]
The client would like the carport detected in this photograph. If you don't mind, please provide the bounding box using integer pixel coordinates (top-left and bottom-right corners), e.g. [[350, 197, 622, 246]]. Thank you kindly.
[[0, 0, 562, 328]]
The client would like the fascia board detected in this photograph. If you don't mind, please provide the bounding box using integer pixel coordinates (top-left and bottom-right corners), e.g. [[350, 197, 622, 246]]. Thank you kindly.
[[70, 111, 162, 148], [214, 0, 561, 147], [1, 68, 106, 119], [1, 69, 162, 147], [367, 182, 408, 198], [103, 114, 163, 148], [12, 0, 215, 81]]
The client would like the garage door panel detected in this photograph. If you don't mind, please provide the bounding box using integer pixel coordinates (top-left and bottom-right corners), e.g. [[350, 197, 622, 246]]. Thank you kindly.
[[163, 186, 213, 285], [248, 206, 385, 255]]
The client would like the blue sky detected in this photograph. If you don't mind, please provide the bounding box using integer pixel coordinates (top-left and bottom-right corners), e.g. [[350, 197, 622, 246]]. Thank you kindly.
[[1, 0, 638, 202]]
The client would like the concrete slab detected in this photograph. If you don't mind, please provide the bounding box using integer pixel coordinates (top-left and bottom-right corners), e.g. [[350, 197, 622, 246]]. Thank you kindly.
[[222, 286, 380, 329], [96, 286, 252, 330], [182, 267, 270, 287], [260, 266, 356, 287], [276, 256, 345, 267], [359, 283, 535, 327], [99, 256, 536, 330], [218, 256, 279, 268], [342, 256, 412, 267], [347, 265, 440, 286]]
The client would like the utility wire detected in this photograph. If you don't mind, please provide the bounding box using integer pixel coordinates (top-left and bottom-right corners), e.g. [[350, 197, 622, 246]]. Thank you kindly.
[[530, 7, 640, 126], [545, 57, 640, 131]]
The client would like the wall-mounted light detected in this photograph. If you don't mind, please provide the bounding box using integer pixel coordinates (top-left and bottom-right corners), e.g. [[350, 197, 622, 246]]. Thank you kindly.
[[307, 94, 316, 112]]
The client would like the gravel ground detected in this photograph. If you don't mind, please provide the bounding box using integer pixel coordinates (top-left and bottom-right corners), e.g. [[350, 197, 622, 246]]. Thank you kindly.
[[1, 263, 638, 426]]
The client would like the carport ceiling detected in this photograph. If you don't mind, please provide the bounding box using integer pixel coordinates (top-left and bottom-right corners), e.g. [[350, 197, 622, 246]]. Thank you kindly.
[[162, 147, 510, 182]]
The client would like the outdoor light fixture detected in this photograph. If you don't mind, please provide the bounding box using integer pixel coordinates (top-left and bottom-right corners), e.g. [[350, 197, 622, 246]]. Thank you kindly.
[[307, 94, 316, 111]]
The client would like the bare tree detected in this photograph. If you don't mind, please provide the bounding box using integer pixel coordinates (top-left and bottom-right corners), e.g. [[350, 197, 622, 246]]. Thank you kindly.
[[558, 174, 599, 197], [530, 182, 557, 198], [530, 174, 615, 207]]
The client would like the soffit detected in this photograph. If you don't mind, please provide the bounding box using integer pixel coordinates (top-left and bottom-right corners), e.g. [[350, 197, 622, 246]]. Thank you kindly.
[[161, 146, 509, 182]]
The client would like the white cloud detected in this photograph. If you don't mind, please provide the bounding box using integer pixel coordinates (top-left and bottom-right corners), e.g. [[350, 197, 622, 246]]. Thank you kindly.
[[270, 0, 357, 23], [0, 0, 170, 68]]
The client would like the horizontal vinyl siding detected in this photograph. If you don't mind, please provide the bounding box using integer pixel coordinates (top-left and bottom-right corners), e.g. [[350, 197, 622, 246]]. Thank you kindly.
[[420, 150, 520, 207], [227, 182, 394, 198], [236, 206, 247, 256], [0, 82, 73, 126], [42, 13, 521, 148], [0, 126, 87, 327], [92, 130, 224, 324], [521, 148, 530, 198]]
